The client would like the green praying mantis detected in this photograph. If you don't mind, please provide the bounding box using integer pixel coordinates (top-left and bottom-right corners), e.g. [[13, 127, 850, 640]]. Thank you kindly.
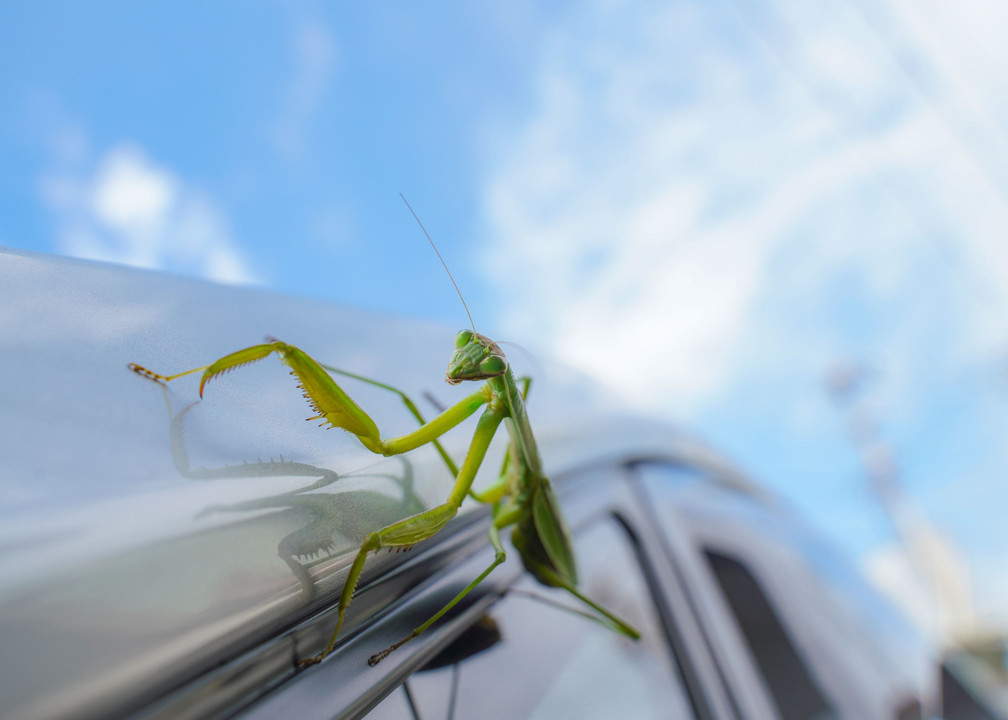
[[129, 200, 639, 668]]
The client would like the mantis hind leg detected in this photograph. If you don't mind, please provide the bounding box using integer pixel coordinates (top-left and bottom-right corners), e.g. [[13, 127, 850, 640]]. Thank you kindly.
[[535, 566, 640, 639]]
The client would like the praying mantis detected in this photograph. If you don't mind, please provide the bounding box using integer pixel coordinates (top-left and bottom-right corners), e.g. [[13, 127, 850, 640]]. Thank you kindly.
[[128, 202, 640, 668]]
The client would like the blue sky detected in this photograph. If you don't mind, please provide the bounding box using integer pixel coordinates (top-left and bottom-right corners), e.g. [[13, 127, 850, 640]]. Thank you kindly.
[[2, 1, 1006, 638]]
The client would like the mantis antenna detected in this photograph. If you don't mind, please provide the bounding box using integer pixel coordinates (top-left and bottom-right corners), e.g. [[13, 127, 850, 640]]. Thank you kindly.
[[399, 193, 476, 334]]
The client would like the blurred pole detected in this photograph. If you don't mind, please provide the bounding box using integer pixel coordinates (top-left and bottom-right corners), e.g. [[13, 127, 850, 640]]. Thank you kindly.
[[826, 361, 976, 648]]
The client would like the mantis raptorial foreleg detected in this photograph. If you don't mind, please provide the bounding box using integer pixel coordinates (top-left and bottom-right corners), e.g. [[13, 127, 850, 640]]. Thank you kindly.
[[318, 362, 460, 478], [131, 340, 491, 457]]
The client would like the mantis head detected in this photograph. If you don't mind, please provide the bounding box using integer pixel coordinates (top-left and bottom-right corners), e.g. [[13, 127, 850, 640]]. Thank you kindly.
[[446, 330, 508, 385]]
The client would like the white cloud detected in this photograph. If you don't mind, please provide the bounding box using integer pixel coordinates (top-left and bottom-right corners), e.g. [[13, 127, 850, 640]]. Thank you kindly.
[[40, 142, 258, 284], [92, 148, 176, 234]]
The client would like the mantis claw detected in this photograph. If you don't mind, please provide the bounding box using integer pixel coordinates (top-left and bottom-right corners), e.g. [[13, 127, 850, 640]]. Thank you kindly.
[[296, 655, 323, 671], [128, 363, 169, 385]]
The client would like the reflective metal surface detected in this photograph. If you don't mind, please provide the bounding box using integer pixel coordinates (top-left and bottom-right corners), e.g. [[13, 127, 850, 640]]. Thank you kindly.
[[0, 248, 692, 719], [1, 248, 957, 720]]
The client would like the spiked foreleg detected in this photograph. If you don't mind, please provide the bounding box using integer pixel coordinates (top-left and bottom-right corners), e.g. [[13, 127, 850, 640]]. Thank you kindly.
[[270, 343, 383, 440], [130, 341, 382, 439], [276, 342, 494, 458], [321, 362, 461, 476], [134, 341, 495, 457]]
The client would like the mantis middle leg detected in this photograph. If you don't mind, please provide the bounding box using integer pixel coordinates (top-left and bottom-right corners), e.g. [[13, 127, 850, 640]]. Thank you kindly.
[[366, 520, 510, 666], [365, 493, 531, 666], [298, 407, 507, 667]]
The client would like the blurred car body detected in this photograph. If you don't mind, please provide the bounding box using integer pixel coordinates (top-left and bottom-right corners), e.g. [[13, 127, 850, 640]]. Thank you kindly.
[[0, 248, 996, 719]]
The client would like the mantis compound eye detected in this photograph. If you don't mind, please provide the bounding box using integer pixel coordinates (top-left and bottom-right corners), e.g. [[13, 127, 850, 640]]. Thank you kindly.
[[479, 356, 507, 375], [455, 330, 474, 348]]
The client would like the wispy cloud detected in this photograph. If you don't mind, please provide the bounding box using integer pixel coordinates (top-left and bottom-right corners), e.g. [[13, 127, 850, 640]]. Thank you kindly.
[[481, 0, 1008, 626], [483, 0, 1008, 414], [40, 141, 258, 284], [275, 21, 337, 159]]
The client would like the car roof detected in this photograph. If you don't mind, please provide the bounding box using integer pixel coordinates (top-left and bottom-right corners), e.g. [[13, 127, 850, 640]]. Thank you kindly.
[[1, 248, 761, 719]]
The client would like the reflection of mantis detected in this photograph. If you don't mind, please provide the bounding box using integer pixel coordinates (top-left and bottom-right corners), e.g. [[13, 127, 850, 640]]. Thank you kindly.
[[199, 462, 426, 601], [138, 382, 428, 600], [129, 208, 639, 668]]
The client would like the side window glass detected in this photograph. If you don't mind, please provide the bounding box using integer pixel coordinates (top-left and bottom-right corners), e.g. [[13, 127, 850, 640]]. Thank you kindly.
[[375, 520, 695, 719], [704, 550, 835, 720]]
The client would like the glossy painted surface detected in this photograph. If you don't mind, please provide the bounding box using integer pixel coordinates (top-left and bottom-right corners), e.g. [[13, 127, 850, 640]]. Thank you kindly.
[[0, 248, 695, 719], [0, 247, 946, 720]]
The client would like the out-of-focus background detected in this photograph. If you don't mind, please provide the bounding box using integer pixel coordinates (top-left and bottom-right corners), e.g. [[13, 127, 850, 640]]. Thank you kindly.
[[1, 2, 1005, 651]]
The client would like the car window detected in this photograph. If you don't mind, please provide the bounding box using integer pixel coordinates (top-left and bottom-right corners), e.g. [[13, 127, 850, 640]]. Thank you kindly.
[[704, 550, 836, 720], [635, 461, 935, 719], [367, 519, 694, 719]]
